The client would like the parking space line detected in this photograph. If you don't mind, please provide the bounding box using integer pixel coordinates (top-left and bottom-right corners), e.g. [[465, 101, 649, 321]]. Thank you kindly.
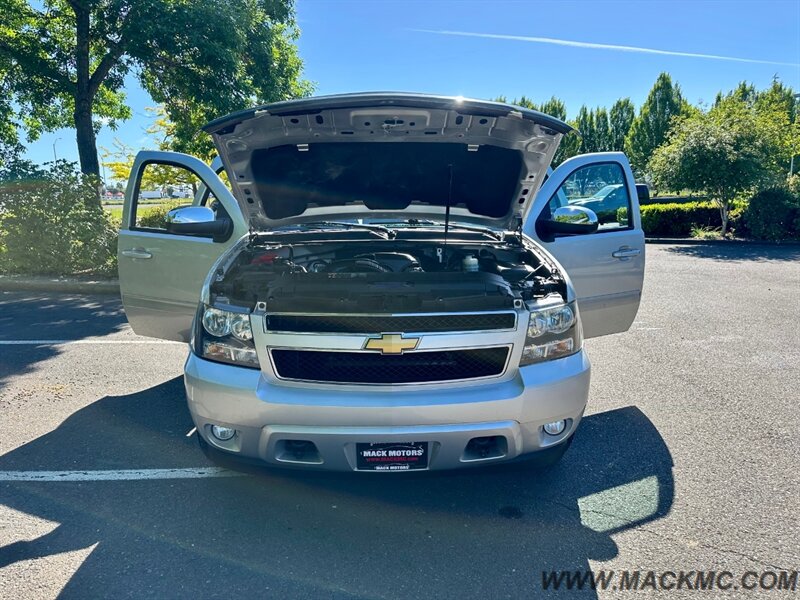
[[0, 468, 246, 481], [0, 340, 184, 345]]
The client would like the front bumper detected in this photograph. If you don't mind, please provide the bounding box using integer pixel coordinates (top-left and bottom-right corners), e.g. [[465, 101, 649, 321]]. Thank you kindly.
[[184, 349, 591, 471]]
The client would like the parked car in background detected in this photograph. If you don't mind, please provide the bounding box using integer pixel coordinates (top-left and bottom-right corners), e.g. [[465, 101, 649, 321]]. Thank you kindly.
[[117, 93, 645, 472], [570, 184, 629, 223]]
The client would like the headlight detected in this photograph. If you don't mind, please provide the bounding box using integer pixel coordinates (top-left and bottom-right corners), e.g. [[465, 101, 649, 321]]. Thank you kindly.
[[520, 300, 581, 366], [194, 305, 259, 369]]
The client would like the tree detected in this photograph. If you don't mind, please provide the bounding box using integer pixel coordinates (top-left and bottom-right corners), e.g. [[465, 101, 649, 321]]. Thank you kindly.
[[625, 73, 686, 174], [609, 98, 635, 152], [649, 102, 777, 235], [534, 96, 580, 166], [0, 57, 23, 166], [574, 106, 596, 154], [101, 111, 198, 194], [593, 108, 611, 152], [498, 95, 579, 166], [752, 79, 799, 177], [0, 0, 310, 195]]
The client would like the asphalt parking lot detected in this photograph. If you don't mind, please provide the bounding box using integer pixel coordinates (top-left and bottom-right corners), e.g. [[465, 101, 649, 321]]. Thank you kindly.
[[1, 243, 799, 599]]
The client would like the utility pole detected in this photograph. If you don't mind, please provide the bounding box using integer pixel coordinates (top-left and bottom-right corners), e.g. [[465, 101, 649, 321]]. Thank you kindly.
[[52, 138, 61, 163]]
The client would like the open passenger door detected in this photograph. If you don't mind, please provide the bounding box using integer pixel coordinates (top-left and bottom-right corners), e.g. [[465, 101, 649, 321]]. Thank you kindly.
[[524, 152, 645, 338], [118, 151, 248, 341]]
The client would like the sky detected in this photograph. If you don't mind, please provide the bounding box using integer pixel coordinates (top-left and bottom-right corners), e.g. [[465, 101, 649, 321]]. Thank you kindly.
[[23, 0, 800, 171]]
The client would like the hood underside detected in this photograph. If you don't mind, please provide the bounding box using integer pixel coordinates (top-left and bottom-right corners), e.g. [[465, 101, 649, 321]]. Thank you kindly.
[[204, 93, 572, 230]]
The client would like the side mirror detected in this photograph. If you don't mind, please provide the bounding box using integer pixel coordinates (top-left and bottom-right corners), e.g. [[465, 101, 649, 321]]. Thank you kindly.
[[540, 205, 599, 235], [165, 206, 232, 242]]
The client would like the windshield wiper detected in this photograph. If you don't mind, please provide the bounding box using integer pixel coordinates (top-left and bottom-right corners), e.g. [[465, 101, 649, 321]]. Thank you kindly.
[[401, 219, 503, 240], [280, 221, 395, 239]]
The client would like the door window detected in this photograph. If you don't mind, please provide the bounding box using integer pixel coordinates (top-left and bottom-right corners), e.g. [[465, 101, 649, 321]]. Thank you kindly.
[[131, 163, 221, 231], [545, 163, 632, 231]]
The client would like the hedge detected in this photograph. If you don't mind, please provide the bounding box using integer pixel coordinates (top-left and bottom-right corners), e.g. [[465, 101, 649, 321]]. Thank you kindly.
[[742, 188, 800, 241], [618, 201, 722, 237], [0, 161, 118, 276]]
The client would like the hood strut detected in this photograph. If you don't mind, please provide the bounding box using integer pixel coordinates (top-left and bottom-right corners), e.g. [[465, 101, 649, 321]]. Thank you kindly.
[[443, 163, 454, 264]]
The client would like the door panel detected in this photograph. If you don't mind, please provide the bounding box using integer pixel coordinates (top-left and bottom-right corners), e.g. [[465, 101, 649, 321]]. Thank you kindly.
[[524, 152, 645, 338], [119, 152, 248, 341]]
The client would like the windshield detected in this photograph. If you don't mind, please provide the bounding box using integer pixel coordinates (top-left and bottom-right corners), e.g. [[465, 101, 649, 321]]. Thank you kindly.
[[590, 184, 622, 199]]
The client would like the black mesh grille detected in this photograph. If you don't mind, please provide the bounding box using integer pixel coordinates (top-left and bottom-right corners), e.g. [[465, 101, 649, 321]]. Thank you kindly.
[[271, 347, 510, 384], [265, 313, 516, 333]]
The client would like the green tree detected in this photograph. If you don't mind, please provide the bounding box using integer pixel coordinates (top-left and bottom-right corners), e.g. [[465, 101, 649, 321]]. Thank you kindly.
[[593, 107, 611, 152], [574, 106, 596, 154], [0, 57, 22, 166], [0, 0, 310, 193], [649, 101, 777, 235], [753, 79, 798, 177], [498, 95, 579, 166], [532, 96, 581, 166], [625, 73, 686, 174], [609, 98, 635, 152]]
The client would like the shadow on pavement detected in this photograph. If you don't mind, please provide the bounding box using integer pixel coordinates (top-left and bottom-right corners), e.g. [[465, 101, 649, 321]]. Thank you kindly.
[[1, 378, 674, 598], [661, 243, 800, 262], [0, 292, 127, 388]]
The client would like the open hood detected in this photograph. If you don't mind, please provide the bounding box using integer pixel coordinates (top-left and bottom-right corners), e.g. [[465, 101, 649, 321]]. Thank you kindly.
[[203, 93, 572, 231]]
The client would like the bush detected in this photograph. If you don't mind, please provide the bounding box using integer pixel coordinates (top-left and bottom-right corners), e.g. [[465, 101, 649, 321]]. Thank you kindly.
[[0, 160, 118, 276], [637, 201, 721, 237], [787, 174, 800, 198], [743, 187, 800, 241], [136, 201, 185, 229]]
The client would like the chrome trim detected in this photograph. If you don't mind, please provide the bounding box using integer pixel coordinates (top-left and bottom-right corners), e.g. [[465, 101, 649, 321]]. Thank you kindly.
[[267, 344, 513, 387], [262, 310, 519, 335]]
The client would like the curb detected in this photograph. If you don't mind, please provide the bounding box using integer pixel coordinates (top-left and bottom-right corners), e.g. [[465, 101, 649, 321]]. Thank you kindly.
[[2, 237, 798, 295], [645, 237, 800, 247], [0, 276, 120, 295]]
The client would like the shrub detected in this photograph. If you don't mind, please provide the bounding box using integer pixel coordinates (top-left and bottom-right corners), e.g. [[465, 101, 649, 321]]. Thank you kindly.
[[0, 160, 118, 276], [136, 201, 185, 229], [616, 201, 723, 236], [787, 174, 800, 198], [640, 201, 721, 236], [743, 187, 800, 241]]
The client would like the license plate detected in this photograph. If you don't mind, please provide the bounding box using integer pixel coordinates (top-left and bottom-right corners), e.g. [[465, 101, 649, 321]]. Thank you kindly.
[[356, 442, 429, 471]]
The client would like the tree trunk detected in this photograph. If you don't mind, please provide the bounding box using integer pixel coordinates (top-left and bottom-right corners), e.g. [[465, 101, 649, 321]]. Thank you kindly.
[[74, 103, 99, 177], [719, 197, 729, 237], [71, 2, 102, 208]]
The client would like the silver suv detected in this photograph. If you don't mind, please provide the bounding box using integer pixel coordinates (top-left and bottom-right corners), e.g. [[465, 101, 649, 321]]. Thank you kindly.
[[118, 93, 645, 472]]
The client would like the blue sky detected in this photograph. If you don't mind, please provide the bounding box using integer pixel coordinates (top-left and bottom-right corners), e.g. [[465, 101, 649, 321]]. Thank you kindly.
[[23, 0, 800, 170]]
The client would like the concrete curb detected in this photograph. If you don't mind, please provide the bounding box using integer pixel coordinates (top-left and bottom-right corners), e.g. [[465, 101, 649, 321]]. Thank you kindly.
[[3, 237, 799, 295], [645, 237, 800, 246], [0, 275, 120, 295]]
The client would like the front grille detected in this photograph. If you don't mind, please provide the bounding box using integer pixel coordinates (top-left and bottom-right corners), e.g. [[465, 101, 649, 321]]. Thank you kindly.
[[265, 313, 516, 333], [271, 347, 510, 384]]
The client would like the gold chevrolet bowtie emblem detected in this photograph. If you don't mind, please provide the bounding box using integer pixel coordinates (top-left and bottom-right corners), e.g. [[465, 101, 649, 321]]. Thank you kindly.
[[364, 333, 420, 355]]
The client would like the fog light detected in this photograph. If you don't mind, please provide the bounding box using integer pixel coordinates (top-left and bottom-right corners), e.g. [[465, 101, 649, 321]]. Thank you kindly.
[[211, 425, 236, 441], [543, 420, 566, 436]]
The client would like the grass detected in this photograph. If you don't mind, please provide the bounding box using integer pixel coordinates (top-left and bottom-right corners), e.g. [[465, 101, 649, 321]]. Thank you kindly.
[[690, 226, 725, 240], [103, 203, 175, 220]]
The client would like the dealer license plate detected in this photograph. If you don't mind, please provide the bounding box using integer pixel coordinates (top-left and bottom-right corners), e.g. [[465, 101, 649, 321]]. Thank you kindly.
[[356, 442, 429, 471]]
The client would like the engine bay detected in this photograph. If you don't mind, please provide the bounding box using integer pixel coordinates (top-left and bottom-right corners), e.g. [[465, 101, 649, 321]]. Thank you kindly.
[[210, 236, 568, 314]]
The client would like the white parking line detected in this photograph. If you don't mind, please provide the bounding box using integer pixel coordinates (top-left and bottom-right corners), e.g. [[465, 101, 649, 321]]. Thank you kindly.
[[0, 468, 246, 482], [0, 339, 184, 345]]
